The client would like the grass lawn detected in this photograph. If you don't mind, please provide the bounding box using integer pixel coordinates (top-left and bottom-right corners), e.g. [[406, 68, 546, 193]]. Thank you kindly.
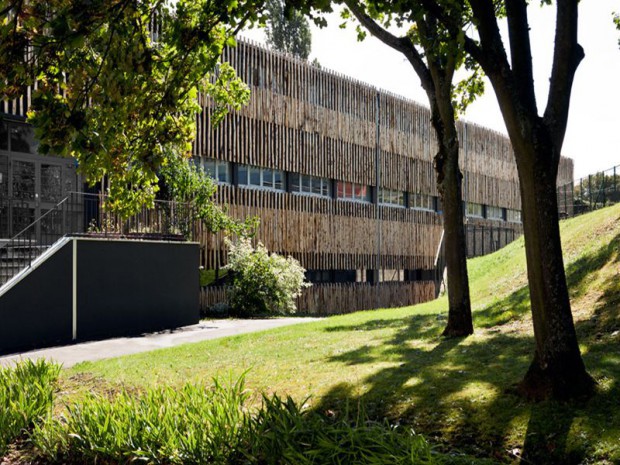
[[65, 203, 620, 464]]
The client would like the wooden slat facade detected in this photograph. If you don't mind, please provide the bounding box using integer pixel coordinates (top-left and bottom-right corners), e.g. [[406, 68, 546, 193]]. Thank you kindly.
[[200, 282, 435, 316], [194, 40, 572, 314], [1, 38, 574, 315]]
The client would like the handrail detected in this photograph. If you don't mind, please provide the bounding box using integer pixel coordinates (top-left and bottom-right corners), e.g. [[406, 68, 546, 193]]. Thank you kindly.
[[0, 194, 74, 286], [0, 195, 71, 252], [1, 192, 194, 287]]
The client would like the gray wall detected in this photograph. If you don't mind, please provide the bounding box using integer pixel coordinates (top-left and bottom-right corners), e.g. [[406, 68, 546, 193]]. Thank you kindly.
[[0, 241, 73, 352], [0, 238, 199, 355]]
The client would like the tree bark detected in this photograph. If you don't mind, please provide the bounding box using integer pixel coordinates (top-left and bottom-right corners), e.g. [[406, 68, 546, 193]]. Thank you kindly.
[[512, 125, 595, 400], [456, 0, 595, 399], [429, 89, 473, 338]]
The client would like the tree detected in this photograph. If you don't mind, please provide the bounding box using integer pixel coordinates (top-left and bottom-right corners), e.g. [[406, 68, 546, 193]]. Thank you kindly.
[[266, 0, 313, 59], [0, 0, 263, 216], [416, 0, 595, 399], [294, 0, 480, 336], [158, 155, 258, 237]]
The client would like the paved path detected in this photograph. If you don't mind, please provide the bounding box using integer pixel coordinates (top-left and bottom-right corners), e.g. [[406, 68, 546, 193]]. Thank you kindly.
[[0, 317, 321, 368]]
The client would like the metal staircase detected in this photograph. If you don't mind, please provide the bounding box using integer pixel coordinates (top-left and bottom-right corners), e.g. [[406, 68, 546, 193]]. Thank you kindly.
[[0, 194, 79, 287]]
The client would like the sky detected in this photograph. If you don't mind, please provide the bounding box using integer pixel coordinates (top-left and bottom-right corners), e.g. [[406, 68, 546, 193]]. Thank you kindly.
[[241, 0, 620, 180]]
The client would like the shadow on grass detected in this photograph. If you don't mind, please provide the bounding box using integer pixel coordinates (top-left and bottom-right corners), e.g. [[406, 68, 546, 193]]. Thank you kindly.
[[314, 234, 620, 463], [325, 314, 445, 340], [566, 232, 620, 301]]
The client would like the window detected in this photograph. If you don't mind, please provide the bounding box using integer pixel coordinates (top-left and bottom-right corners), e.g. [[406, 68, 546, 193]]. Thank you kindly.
[[466, 202, 484, 218], [0, 121, 7, 151], [336, 181, 372, 203], [506, 208, 522, 223], [405, 269, 435, 282], [0, 154, 8, 198], [237, 164, 285, 191], [305, 270, 333, 283], [379, 188, 405, 207], [486, 205, 504, 221], [379, 269, 404, 282], [291, 173, 331, 198], [0, 121, 38, 154], [202, 158, 231, 184], [410, 193, 436, 212]]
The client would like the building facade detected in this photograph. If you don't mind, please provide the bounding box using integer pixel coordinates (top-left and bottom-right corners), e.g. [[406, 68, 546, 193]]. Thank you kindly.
[[0, 39, 574, 314], [193, 40, 573, 313]]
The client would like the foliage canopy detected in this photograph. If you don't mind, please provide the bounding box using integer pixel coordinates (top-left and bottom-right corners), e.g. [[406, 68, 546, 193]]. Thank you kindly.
[[265, 0, 312, 59], [0, 0, 263, 214]]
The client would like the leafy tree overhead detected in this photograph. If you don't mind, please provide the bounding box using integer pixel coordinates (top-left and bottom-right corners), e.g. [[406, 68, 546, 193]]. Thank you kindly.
[[0, 0, 264, 215], [266, 0, 312, 59], [293, 0, 482, 337]]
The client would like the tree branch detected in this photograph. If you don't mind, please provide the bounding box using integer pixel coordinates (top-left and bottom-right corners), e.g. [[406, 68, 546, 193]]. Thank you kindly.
[[413, 0, 490, 74], [543, 0, 583, 155], [341, 0, 433, 93], [505, 0, 537, 113]]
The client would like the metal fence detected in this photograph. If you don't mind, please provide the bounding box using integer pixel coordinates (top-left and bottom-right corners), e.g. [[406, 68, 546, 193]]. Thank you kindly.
[[557, 164, 620, 218], [465, 224, 521, 258], [0, 192, 192, 286]]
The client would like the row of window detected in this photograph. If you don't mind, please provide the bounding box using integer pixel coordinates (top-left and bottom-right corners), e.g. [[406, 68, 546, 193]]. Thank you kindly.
[[198, 158, 522, 221], [202, 268, 436, 286], [305, 268, 436, 284], [200, 158, 438, 210], [466, 202, 522, 223]]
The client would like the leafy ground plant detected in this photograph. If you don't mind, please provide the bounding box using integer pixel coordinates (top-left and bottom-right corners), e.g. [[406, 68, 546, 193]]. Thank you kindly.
[[28, 376, 448, 465], [0, 359, 60, 456], [31, 377, 249, 464]]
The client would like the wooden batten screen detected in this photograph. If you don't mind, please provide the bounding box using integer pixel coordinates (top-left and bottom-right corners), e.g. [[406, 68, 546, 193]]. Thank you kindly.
[[0, 37, 574, 316], [200, 282, 436, 315], [198, 185, 443, 272]]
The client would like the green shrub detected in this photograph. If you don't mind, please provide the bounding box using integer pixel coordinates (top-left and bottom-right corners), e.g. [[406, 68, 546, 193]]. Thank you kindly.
[[30, 376, 437, 465], [0, 359, 60, 456], [31, 377, 250, 464], [245, 394, 434, 465], [225, 238, 311, 317]]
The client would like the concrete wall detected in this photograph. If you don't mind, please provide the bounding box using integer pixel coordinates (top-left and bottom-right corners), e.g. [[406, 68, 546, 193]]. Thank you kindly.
[[0, 238, 199, 355]]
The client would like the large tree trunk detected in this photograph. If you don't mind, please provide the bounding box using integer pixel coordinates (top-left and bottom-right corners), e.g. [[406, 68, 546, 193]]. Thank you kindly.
[[513, 129, 595, 400], [430, 89, 473, 338]]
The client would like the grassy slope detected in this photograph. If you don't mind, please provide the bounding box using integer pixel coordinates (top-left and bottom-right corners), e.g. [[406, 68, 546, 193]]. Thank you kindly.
[[66, 203, 620, 464]]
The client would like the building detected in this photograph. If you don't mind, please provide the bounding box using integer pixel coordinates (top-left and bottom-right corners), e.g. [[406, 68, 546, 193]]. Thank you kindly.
[[0, 39, 574, 315], [194, 40, 573, 313]]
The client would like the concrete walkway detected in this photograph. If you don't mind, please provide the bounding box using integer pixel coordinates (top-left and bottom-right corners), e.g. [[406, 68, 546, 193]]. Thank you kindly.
[[0, 317, 321, 368]]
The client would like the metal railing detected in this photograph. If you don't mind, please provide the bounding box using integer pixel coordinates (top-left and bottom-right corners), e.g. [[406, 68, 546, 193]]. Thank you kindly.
[[0, 192, 194, 287], [433, 230, 446, 297], [557, 163, 620, 218], [465, 224, 520, 258]]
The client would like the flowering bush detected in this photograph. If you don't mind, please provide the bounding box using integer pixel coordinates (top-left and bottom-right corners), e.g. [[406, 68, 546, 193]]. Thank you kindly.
[[225, 238, 310, 317]]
